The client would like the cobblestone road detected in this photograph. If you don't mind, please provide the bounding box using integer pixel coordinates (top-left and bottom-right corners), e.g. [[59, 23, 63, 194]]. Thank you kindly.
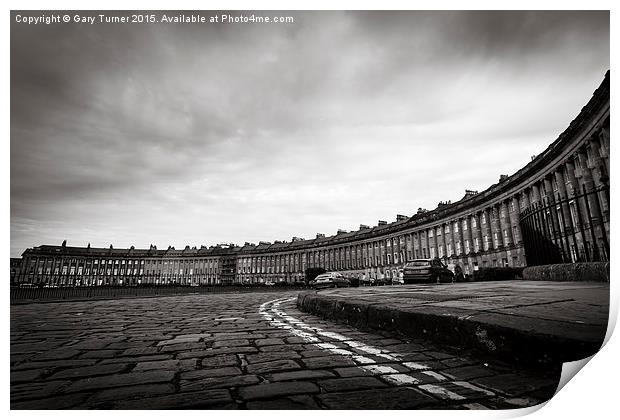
[[11, 292, 561, 409]]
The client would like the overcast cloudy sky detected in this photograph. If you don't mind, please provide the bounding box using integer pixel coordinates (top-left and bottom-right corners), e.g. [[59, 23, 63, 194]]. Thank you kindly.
[[10, 10, 609, 257]]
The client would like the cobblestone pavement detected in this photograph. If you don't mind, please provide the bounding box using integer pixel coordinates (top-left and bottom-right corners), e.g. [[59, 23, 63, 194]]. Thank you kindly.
[[11, 292, 561, 409]]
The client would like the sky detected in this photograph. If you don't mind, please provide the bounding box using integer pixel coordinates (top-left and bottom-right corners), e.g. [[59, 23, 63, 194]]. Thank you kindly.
[[10, 10, 610, 257]]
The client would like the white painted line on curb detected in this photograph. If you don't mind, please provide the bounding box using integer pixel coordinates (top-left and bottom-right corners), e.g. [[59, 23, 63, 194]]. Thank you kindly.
[[384, 373, 420, 385], [419, 384, 466, 401], [403, 361, 431, 370], [422, 370, 448, 381], [453, 381, 496, 396], [258, 297, 476, 395]]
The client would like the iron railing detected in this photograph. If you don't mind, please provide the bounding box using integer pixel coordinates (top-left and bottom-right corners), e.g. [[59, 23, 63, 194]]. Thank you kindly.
[[519, 185, 609, 266], [10, 284, 310, 303]]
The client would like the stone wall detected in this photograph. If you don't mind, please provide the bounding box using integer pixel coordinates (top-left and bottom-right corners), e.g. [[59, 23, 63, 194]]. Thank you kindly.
[[522, 262, 609, 283]]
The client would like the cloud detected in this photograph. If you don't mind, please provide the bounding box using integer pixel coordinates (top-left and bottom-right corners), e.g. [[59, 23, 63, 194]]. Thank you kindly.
[[10, 10, 609, 256]]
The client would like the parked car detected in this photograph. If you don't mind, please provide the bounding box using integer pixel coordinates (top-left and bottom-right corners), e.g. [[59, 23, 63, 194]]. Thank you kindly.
[[375, 277, 390, 286], [310, 272, 351, 289], [346, 276, 360, 287], [359, 277, 375, 287], [403, 258, 455, 284]]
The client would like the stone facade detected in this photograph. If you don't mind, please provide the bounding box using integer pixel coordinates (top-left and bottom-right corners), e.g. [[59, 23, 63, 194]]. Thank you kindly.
[[10, 258, 22, 285], [16, 244, 231, 287], [14, 72, 610, 287]]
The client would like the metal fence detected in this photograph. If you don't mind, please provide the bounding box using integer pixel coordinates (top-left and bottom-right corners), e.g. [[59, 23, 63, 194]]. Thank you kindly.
[[10, 284, 310, 303], [519, 185, 609, 266]]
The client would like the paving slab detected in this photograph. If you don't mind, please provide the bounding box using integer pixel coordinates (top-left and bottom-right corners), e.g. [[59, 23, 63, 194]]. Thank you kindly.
[[11, 290, 569, 409]]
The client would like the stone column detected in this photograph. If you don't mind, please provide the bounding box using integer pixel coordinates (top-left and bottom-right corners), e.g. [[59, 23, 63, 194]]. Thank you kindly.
[[509, 196, 522, 244], [587, 138, 610, 219], [499, 201, 512, 246], [577, 148, 602, 215], [408, 233, 413, 261], [490, 205, 499, 249], [581, 144, 608, 259], [442, 224, 448, 260], [543, 176, 554, 205], [554, 167, 573, 227], [587, 139, 607, 188], [598, 126, 610, 176], [462, 216, 472, 255], [394, 237, 399, 265], [564, 159, 579, 197], [431, 226, 438, 259], [471, 213, 481, 254], [492, 205, 502, 249], [482, 208, 494, 252], [478, 210, 487, 252], [531, 183, 542, 204], [521, 189, 531, 209], [448, 221, 456, 259], [425, 228, 433, 259], [452, 219, 460, 257]]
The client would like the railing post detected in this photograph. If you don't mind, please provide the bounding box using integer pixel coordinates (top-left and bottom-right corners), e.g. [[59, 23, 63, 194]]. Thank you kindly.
[[582, 184, 601, 261], [532, 202, 551, 264], [573, 188, 591, 262], [559, 193, 579, 263], [549, 194, 569, 262], [592, 186, 610, 261], [520, 210, 532, 265]]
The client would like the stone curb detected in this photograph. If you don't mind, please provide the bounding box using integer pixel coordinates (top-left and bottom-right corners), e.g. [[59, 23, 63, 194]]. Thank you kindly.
[[296, 291, 604, 367]]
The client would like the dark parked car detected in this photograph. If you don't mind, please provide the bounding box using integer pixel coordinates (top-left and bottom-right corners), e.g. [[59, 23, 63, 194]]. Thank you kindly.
[[346, 277, 360, 287], [403, 258, 455, 284], [310, 272, 351, 289], [359, 277, 375, 287]]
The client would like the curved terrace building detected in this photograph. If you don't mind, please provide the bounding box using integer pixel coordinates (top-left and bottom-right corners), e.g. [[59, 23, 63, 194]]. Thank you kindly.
[[16, 72, 610, 287]]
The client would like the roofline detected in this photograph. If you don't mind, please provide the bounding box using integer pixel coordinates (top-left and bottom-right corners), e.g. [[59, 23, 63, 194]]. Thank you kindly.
[[19, 71, 609, 258]]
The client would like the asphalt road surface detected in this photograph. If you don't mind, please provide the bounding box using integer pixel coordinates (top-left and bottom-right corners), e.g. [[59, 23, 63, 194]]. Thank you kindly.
[[11, 291, 561, 409]]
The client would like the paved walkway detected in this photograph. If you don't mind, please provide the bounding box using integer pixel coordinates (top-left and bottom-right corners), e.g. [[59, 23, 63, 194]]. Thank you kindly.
[[297, 281, 609, 366], [11, 291, 562, 409]]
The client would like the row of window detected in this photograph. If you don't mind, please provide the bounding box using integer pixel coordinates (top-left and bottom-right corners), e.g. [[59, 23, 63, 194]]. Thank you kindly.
[[23, 258, 220, 267], [40, 278, 223, 286], [24, 224, 523, 277], [28, 266, 222, 276], [237, 255, 521, 281]]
